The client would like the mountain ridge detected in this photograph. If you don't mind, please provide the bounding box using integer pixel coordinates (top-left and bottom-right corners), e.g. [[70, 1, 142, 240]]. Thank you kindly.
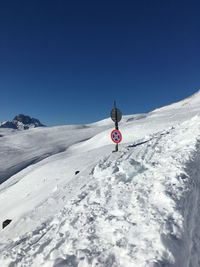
[[0, 114, 45, 130]]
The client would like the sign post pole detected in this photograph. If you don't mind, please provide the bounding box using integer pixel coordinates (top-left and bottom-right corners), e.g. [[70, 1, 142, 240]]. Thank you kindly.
[[110, 101, 122, 152], [114, 101, 118, 152], [115, 140, 118, 152]]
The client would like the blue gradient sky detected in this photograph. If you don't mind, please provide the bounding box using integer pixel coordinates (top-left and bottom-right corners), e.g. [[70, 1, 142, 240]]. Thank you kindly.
[[0, 0, 200, 125]]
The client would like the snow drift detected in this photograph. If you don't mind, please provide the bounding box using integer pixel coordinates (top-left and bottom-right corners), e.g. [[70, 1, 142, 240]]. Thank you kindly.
[[1, 91, 200, 266]]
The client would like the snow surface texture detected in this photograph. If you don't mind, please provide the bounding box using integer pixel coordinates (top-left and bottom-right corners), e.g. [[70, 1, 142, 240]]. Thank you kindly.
[[1, 91, 200, 266]]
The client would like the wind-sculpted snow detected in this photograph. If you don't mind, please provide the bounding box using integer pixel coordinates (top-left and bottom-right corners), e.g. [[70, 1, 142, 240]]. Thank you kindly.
[[1, 117, 200, 266]]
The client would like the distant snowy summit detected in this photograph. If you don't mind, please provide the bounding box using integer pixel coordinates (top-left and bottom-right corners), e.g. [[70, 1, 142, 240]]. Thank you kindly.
[[0, 114, 46, 130]]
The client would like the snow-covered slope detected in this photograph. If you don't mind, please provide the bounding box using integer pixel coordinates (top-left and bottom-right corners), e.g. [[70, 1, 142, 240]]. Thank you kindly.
[[1, 90, 200, 267]]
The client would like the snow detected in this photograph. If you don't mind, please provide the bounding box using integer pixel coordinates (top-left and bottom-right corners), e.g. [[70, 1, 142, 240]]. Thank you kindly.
[[1, 90, 200, 266]]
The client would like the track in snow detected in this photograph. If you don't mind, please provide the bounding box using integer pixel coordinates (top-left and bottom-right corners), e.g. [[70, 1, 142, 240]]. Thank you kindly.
[[1, 118, 200, 266]]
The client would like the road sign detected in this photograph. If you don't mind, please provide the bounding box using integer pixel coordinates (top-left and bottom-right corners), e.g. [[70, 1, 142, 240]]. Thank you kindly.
[[110, 108, 122, 123], [111, 129, 122, 144]]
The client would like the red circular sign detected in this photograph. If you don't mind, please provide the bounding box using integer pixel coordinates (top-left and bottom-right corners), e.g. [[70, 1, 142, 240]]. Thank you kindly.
[[111, 129, 122, 144]]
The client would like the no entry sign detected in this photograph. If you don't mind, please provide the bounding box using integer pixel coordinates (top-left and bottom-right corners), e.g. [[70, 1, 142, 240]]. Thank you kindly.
[[111, 129, 122, 144]]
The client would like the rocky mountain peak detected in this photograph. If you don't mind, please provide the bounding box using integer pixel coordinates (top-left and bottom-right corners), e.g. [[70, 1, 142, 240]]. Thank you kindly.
[[0, 114, 46, 130]]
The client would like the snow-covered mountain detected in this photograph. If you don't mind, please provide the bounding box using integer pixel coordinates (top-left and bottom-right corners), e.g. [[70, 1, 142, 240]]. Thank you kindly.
[[0, 114, 45, 130], [1, 91, 200, 266]]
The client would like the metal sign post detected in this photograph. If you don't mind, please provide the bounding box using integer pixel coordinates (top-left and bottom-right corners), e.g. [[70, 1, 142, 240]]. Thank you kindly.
[[110, 101, 122, 152]]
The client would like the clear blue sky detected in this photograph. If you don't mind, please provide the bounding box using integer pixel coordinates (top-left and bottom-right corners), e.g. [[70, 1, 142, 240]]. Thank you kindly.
[[0, 0, 200, 125]]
